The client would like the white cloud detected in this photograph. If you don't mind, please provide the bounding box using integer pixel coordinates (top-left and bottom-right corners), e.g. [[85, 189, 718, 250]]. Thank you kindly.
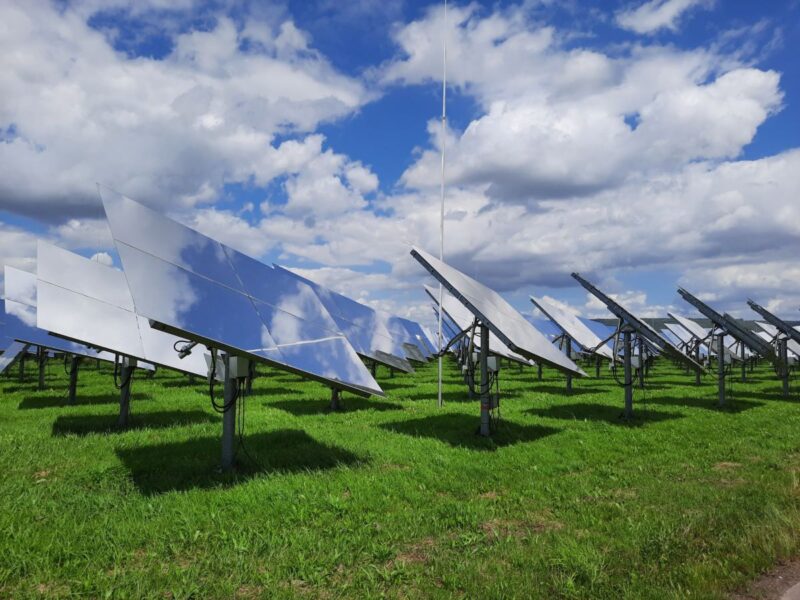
[[90, 252, 114, 267], [616, 0, 714, 35], [385, 5, 782, 201], [0, 1, 369, 220]]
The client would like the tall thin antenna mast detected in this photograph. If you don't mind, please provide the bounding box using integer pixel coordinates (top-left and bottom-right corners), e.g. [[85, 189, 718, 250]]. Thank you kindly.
[[437, 0, 447, 408]]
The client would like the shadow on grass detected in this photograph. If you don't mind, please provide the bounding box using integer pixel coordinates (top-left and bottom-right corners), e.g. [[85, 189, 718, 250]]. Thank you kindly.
[[160, 378, 205, 389], [18, 392, 150, 410], [246, 386, 304, 399], [116, 429, 363, 495], [380, 413, 559, 450], [646, 394, 764, 413], [527, 402, 680, 425], [269, 397, 400, 416], [532, 385, 610, 397], [52, 410, 217, 437]]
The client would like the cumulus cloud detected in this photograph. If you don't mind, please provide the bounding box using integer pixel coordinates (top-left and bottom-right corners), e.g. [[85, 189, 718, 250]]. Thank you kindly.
[[616, 0, 714, 35], [385, 4, 782, 202], [0, 1, 796, 330], [0, 1, 368, 221]]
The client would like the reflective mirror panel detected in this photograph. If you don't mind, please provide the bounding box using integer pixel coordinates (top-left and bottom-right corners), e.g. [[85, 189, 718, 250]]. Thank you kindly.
[[3, 266, 114, 360], [272, 264, 413, 373], [668, 313, 708, 342], [530, 296, 615, 362], [572, 274, 704, 373], [99, 189, 382, 397], [0, 340, 26, 375], [413, 248, 581, 374], [36, 242, 205, 376], [425, 285, 531, 364]]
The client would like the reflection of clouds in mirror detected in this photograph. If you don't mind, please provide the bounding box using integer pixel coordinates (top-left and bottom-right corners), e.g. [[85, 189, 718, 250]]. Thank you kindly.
[[0, 341, 25, 374], [101, 187, 242, 291], [136, 316, 207, 376], [118, 242, 199, 328], [38, 241, 134, 311], [6, 299, 36, 327], [38, 281, 146, 359], [4, 267, 37, 307], [37, 242, 205, 375], [103, 190, 382, 395]]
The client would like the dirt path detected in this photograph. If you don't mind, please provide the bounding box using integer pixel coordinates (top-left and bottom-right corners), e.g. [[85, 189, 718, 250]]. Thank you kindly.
[[732, 561, 800, 599]]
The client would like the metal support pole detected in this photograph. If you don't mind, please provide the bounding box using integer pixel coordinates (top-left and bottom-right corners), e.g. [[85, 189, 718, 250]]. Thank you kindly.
[[780, 338, 790, 398], [623, 328, 633, 419], [118, 359, 135, 427], [565, 337, 573, 394], [717, 334, 726, 407], [740, 342, 746, 383], [595, 356, 601, 378], [479, 323, 491, 437], [38, 346, 46, 391], [68, 355, 80, 405], [18, 351, 26, 382], [390, 367, 394, 378], [637, 338, 645, 389], [330, 388, 341, 411], [370, 361, 377, 377], [221, 353, 238, 472], [537, 362, 542, 381], [695, 342, 701, 386]]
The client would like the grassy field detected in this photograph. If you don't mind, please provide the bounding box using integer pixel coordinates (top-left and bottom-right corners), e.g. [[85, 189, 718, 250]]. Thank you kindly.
[[1, 354, 799, 598]]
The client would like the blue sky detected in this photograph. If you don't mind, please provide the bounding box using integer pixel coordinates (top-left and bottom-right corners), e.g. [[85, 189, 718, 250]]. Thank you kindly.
[[1, 0, 799, 328]]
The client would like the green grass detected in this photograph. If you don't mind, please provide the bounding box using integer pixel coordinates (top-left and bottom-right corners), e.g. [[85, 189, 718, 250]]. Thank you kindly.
[[1, 355, 800, 598]]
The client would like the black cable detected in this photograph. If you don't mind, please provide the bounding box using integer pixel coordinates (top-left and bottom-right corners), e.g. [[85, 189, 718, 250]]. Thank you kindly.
[[236, 376, 261, 470], [112, 355, 135, 390]]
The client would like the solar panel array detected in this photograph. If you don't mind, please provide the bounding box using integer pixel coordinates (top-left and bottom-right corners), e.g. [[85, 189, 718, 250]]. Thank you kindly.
[[412, 246, 585, 376], [3, 265, 117, 364], [36, 241, 205, 376], [572, 273, 705, 373], [424, 285, 532, 365], [99, 186, 383, 397], [530, 295, 615, 362]]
